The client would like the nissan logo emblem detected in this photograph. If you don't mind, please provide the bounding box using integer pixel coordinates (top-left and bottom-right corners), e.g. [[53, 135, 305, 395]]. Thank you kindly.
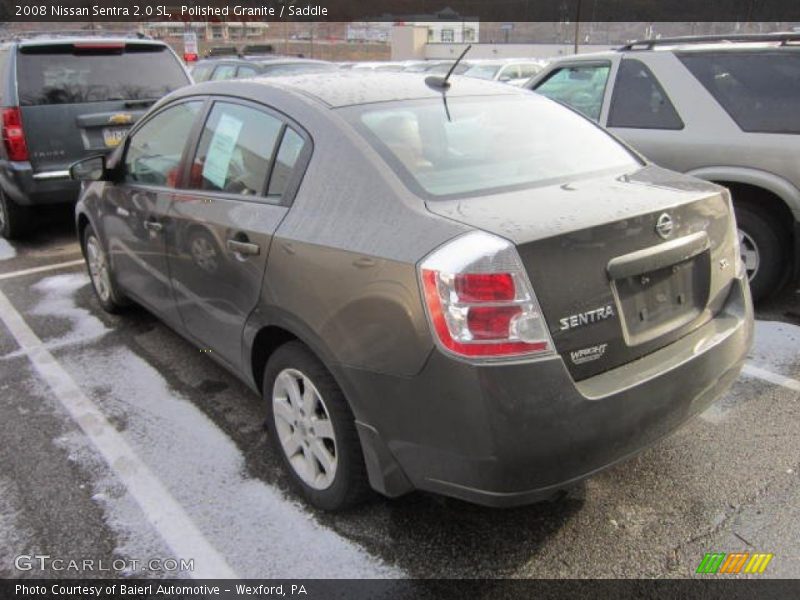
[[655, 213, 674, 239]]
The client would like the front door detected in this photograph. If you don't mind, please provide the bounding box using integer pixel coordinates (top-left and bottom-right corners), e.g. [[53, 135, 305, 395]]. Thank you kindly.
[[168, 99, 311, 371], [106, 100, 203, 325]]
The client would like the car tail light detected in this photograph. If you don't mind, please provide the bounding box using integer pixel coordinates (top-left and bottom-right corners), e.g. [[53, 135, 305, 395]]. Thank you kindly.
[[419, 231, 554, 360], [2, 107, 29, 162], [184, 52, 198, 63]]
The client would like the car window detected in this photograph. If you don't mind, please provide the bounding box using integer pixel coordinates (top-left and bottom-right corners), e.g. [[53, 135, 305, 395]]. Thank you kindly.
[[352, 95, 639, 199], [267, 128, 306, 199], [188, 102, 282, 197], [499, 65, 520, 80], [16, 43, 188, 105], [607, 59, 684, 130], [211, 64, 237, 81], [236, 66, 258, 79], [518, 63, 541, 79], [464, 64, 501, 80], [124, 101, 203, 187], [677, 49, 800, 134], [534, 64, 611, 121], [259, 63, 337, 76], [191, 65, 213, 82]]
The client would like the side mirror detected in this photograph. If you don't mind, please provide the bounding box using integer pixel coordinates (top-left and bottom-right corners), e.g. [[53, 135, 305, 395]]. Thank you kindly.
[[498, 75, 512, 82], [70, 155, 106, 182]]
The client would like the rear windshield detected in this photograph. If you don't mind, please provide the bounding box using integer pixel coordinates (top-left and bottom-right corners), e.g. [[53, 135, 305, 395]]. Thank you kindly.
[[17, 43, 189, 106], [349, 95, 639, 198], [464, 64, 502, 80], [677, 49, 800, 134]]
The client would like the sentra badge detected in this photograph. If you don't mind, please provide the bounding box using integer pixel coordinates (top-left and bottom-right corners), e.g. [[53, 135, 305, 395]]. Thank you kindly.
[[559, 305, 615, 331]]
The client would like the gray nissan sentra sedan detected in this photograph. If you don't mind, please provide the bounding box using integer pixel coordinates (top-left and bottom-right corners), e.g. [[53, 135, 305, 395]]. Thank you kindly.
[[70, 72, 754, 510]]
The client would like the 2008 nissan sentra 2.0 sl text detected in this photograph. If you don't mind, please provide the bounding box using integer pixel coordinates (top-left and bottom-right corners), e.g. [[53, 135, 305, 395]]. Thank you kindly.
[[69, 71, 754, 510]]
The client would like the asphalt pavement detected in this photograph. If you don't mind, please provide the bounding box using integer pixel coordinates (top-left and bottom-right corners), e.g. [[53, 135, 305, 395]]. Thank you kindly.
[[0, 220, 798, 580]]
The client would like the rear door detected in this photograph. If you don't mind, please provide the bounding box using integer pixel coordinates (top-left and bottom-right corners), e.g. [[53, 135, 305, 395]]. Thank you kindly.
[[15, 41, 190, 174], [168, 99, 312, 371], [604, 56, 687, 164]]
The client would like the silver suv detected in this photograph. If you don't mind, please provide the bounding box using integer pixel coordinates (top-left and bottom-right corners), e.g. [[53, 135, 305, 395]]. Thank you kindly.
[[526, 32, 800, 300]]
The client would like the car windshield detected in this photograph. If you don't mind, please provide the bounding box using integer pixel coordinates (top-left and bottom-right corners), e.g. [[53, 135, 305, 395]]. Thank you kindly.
[[464, 64, 502, 80], [259, 62, 337, 76], [17, 44, 188, 105], [349, 95, 639, 198]]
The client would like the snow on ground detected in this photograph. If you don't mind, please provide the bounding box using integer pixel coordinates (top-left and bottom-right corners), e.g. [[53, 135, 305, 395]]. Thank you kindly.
[[32, 273, 400, 578], [0, 239, 16, 260], [749, 320, 800, 377], [29, 273, 110, 348]]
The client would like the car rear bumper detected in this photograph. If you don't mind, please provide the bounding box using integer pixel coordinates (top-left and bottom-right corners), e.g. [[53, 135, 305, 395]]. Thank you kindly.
[[0, 161, 80, 206], [345, 275, 753, 507]]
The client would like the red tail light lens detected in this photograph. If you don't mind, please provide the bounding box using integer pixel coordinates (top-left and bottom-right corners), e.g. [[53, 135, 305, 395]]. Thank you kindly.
[[419, 231, 554, 360], [2, 107, 29, 162], [467, 306, 523, 340], [455, 273, 515, 302]]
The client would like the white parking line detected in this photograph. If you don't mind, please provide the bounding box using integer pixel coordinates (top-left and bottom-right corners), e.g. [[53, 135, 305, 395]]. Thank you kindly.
[[0, 259, 85, 281], [0, 289, 239, 579], [742, 363, 800, 393]]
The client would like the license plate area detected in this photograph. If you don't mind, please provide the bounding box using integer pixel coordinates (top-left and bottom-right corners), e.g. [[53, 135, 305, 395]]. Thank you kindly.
[[102, 127, 127, 148], [613, 252, 710, 346]]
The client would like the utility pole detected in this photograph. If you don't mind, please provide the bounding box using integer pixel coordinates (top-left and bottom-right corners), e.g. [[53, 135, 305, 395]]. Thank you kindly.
[[573, 0, 582, 54]]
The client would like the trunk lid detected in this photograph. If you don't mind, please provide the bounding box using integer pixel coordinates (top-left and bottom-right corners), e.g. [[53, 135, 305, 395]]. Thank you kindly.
[[425, 166, 739, 380], [15, 41, 189, 172]]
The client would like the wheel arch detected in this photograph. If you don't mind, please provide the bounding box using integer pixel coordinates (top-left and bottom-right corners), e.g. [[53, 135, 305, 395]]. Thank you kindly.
[[244, 307, 345, 399], [686, 166, 800, 221]]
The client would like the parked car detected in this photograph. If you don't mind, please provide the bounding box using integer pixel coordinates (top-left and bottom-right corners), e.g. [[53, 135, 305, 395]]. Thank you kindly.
[[526, 32, 800, 300], [72, 72, 752, 511], [463, 59, 544, 85], [350, 61, 407, 72], [191, 58, 337, 83], [402, 60, 474, 74], [0, 33, 191, 239]]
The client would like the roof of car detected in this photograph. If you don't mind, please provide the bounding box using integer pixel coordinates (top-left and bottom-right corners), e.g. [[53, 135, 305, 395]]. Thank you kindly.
[[240, 71, 522, 108], [468, 58, 543, 64]]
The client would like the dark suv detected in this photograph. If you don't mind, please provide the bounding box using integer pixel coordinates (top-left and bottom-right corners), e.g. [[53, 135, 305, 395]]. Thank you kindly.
[[0, 34, 191, 239]]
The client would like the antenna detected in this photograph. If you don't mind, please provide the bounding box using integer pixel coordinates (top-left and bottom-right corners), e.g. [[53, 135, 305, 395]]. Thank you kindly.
[[425, 44, 472, 90]]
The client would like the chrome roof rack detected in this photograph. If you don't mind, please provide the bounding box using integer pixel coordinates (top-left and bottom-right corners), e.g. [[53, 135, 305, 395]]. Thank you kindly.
[[620, 31, 800, 51]]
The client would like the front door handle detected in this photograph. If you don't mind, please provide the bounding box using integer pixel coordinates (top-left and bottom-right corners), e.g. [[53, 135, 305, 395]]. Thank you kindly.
[[143, 220, 163, 233], [226, 239, 260, 256]]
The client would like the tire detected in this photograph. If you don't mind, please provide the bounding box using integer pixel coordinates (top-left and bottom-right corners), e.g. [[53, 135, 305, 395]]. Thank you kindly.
[[82, 225, 128, 313], [264, 341, 371, 510], [734, 204, 789, 301], [0, 190, 30, 240]]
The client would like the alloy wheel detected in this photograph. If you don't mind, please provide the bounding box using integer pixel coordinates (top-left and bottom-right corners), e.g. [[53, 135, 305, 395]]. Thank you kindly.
[[86, 235, 112, 303], [272, 368, 338, 490], [738, 228, 760, 282]]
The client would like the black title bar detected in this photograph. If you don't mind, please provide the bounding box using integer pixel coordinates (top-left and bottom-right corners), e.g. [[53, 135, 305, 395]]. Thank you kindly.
[[2, 0, 800, 22]]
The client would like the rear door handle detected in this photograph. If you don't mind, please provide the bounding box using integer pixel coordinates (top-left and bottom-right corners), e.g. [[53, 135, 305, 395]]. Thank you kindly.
[[143, 220, 163, 233], [226, 239, 260, 256]]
